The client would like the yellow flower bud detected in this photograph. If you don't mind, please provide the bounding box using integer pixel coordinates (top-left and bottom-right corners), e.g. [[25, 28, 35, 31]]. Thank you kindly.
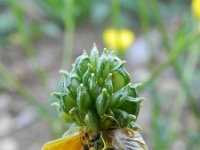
[[103, 28, 134, 52], [192, 0, 200, 20]]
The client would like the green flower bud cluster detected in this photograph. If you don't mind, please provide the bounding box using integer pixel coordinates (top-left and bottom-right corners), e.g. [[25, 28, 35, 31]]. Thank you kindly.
[[52, 45, 144, 131]]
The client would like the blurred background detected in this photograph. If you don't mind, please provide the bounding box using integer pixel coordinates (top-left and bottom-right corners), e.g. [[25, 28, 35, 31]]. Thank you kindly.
[[0, 0, 200, 149]]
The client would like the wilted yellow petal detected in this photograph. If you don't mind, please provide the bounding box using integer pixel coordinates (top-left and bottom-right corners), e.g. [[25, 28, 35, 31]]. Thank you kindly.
[[192, 0, 200, 20], [42, 133, 82, 150]]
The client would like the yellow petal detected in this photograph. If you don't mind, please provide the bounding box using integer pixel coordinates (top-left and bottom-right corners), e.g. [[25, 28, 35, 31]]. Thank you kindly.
[[103, 28, 134, 52], [42, 133, 83, 150], [103, 28, 118, 50], [119, 29, 134, 51], [192, 0, 200, 20]]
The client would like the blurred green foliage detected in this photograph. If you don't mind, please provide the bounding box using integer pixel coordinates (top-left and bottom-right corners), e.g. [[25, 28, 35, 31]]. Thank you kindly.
[[0, 0, 200, 150], [0, 0, 191, 42]]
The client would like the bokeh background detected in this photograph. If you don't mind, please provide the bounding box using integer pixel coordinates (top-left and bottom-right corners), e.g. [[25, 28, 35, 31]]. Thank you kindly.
[[0, 0, 200, 150]]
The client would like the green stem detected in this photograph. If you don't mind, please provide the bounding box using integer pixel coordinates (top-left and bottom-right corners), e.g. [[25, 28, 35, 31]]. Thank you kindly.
[[8, 0, 47, 88], [111, 0, 121, 29], [62, 0, 75, 69], [111, 0, 124, 58], [138, 0, 150, 33]]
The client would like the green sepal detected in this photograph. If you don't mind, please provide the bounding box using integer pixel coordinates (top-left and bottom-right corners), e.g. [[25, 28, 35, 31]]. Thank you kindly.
[[96, 88, 110, 116], [82, 63, 93, 87], [52, 90, 76, 114], [60, 111, 73, 122], [84, 109, 99, 131], [113, 109, 136, 127], [96, 49, 114, 80], [112, 67, 131, 92], [130, 83, 143, 97], [104, 73, 113, 95], [60, 92, 76, 113], [89, 73, 100, 99], [60, 70, 81, 97], [128, 122, 142, 131], [51, 92, 61, 100], [90, 43, 99, 71], [111, 60, 126, 72], [119, 97, 144, 117], [77, 84, 92, 112], [109, 83, 131, 108], [74, 50, 90, 77], [69, 107, 84, 126]]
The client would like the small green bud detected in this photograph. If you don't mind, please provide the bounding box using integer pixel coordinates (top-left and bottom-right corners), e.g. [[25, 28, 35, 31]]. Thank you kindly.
[[84, 109, 99, 131], [51, 92, 61, 100], [69, 107, 84, 125], [129, 122, 142, 131], [60, 92, 76, 113], [90, 43, 99, 71], [96, 88, 110, 116], [74, 50, 90, 77], [104, 73, 113, 94], [130, 83, 143, 97], [60, 70, 81, 97], [96, 49, 114, 79], [113, 109, 136, 127], [112, 67, 131, 92], [60, 111, 73, 122], [89, 73, 100, 99], [82, 63, 93, 87], [109, 83, 131, 108], [119, 97, 144, 117], [77, 84, 92, 112]]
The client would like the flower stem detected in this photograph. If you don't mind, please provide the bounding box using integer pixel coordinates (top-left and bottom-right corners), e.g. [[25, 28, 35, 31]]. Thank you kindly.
[[62, 0, 75, 69], [111, 0, 121, 29]]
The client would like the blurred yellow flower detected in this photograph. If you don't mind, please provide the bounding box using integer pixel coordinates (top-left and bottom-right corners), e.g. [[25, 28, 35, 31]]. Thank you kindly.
[[103, 28, 134, 52], [192, 0, 200, 20], [42, 133, 82, 150]]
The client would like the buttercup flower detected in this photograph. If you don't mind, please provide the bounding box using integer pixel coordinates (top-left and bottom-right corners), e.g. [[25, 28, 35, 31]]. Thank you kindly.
[[42, 45, 147, 150], [192, 0, 200, 20], [103, 28, 134, 52]]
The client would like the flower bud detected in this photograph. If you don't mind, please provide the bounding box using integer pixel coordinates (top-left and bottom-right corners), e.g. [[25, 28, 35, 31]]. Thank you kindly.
[[52, 91, 75, 114], [112, 67, 130, 92], [77, 84, 92, 112], [74, 50, 90, 77], [109, 83, 131, 108], [53, 45, 144, 130], [113, 109, 136, 127], [96, 88, 110, 116], [89, 73, 100, 99], [82, 63, 93, 87], [60, 70, 81, 97], [104, 73, 113, 95], [119, 97, 144, 117], [69, 107, 84, 125], [84, 109, 99, 131], [90, 43, 99, 71]]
